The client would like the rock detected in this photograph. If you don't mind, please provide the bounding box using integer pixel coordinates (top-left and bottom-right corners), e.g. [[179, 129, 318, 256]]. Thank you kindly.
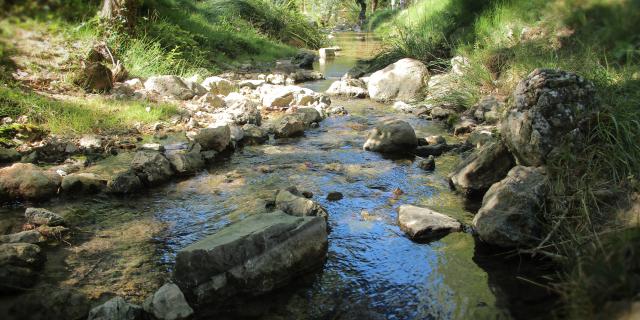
[[468, 128, 496, 148], [238, 79, 265, 89], [144, 76, 195, 100], [182, 78, 207, 96], [367, 58, 429, 102], [141, 143, 164, 152], [166, 149, 205, 175], [223, 93, 261, 125], [295, 107, 322, 126], [131, 151, 174, 185], [173, 211, 328, 308], [194, 126, 231, 152], [430, 106, 455, 120], [451, 56, 471, 76], [8, 287, 91, 320], [0, 230, 46, 244], [397, 205, 462, 241], [0, 243, 45, 293], [112, 82, 134, 97], [326, 79, 368, 98], [266, 73, 286, 85], [449, 141, 515, 198], [502, 69, 595, 166], [143, 283, 193, 320], [79, 135, 103, 149], [276, 189, 329, 219], [275, 116, 305, 138], [198, 93, 226, 109], [261, 86, 295, 109], [414, 143, 456, 157], [473, 166, 548, 247], [25, 207, 65, 226], [288, 70, 324, 83], [88, 296, 143, 320], [318, 48, 336, 59], [363, 119, 418, 153], [242, 124, 268, 145], [61, 173, 107, 194], [326, 192, 343, 201], [75, 62, 113, 93], [453, 118, 477, 135], [292, 52, 316, 69], [107, 169, 142, 194], [2, 162, 61, 201], [0, 147, 20, 163], [201, 76, 235, 95], [417, 155, 436, 171], [125, 78, 144, 90], [425, 135, 446, 145]]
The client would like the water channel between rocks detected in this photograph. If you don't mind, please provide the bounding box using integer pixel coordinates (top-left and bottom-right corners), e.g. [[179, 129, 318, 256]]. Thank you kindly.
[[0, 33, 546, 320]]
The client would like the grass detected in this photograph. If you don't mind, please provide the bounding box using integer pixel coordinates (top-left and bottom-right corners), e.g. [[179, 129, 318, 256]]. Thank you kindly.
[[373, 0, 640, 317]]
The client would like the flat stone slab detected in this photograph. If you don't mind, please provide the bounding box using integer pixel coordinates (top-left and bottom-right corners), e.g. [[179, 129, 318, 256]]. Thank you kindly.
[[397, 205, 462, 241], [173, 211, 328, 308]]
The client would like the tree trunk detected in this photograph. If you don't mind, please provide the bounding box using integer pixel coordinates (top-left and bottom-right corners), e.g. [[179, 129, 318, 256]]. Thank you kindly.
[[100, 0, 138, 30], [355, 0, 366, 26], [371, 0, 378, 12]]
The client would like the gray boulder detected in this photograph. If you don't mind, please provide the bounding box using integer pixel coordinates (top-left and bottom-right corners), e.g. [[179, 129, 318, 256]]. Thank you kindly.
[[295, 107, 323, 126], [0, 163, 61, 202], [368, 58, 429, 102], [502, 69, 595, 166], [397, 205, 462, 240], [61, 173, 107, 194], [166, 149, 205, 175], [143, 283, 193, 320], [326, 79, 368, 98], [194, 126, 231, 152], [276, 189, 329, 220], [363, 119, 417, 153], [144, 76, 195, 100], [88, 296, 143, 320], [131, 151, 174, 185], [449, 141, 515, 198], [107, 169, 143, 194], [173, 211, 328, 308], [242, 124, 268, 145], [25, 207, 65, 226], [275, 115, 305, 138], [473, 166, 548, 247]]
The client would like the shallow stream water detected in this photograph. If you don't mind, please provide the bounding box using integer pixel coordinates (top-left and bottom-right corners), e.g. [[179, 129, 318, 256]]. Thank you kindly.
[[0, 33, 550, 320]]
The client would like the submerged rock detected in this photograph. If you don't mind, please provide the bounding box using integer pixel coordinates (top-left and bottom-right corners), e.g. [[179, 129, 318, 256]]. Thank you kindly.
[[61, 173, 107, 194], [173, 211, 328, 308], [25, 207, 65, 226], [368, 58, 429, 102], [502, 69, 595, 166], [143, 283, 193, 320], [0, 163, 61, 202], [397, 205, 462, 241], [276, 189, 329, 220], [417, 155, 436, 171], [363, 119, 417, 154], [473, 166, 548, 247], [449, 141, 515, 198], [0, 243, 46, 293], [88, 296, 143, 320]]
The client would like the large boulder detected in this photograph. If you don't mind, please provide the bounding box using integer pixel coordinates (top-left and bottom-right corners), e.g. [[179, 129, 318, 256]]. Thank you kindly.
[[473, 166, 548, 247], [194, 126, 231, 152], [274, 115, 306, 138], [363, 119, 418, 153], [326, 79, 368, 98], [88, 297, 143, 320], [0, 163, 61, 202], [449, 141, 515, 198], [222, 93, 261, 126], [131, 151, 175, 185], [201, 76, 235, 95], [397, 205, 462, 241], [60, 173, 107, 194], [502, 69, 596, 166], [173, 211, 328, 308], [367, 58, 429, 102], [144, 76, 195, 100], [143, 283, 193, 320], [275, 189, 328, 220]]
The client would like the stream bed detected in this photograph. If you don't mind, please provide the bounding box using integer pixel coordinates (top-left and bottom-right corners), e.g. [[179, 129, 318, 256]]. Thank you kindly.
[[0, 33, 550, 320]]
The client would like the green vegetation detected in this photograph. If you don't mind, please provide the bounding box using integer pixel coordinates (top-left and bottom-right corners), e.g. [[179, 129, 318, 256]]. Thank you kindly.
[[373, 0, 640, 317]]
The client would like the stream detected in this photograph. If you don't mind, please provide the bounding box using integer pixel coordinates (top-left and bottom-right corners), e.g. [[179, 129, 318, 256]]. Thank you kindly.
[[0, 33, 550, 320]]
